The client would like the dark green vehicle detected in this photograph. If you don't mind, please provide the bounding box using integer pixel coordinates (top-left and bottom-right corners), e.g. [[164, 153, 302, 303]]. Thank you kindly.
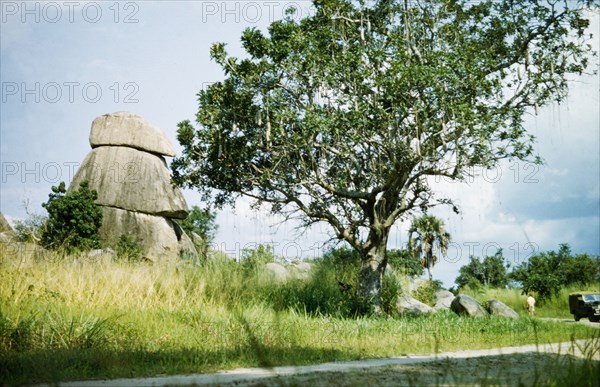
[[569, 292, 600, 323]]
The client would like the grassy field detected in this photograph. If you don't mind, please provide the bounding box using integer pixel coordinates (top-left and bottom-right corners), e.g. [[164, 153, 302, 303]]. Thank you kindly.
[[0, 245, 598, 385]]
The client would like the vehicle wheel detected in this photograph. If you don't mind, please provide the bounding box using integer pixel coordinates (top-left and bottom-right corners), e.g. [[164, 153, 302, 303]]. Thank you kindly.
[[574, 314, 581, 321], [590, 316, 600, 323]]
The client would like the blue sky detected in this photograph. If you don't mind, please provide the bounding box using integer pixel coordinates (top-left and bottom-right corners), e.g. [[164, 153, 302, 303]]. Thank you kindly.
[[1, 1, 598, 287]]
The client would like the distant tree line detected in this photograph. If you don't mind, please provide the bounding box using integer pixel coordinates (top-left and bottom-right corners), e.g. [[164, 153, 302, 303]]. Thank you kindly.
[[455, 244, 600, 300]]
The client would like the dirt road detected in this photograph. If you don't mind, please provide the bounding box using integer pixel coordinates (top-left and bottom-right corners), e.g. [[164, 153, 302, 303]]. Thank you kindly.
[[44, 340, 599, 387]]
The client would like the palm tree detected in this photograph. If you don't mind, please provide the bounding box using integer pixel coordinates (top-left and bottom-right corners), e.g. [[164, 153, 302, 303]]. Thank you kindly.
[[408, 215, 451, 281]]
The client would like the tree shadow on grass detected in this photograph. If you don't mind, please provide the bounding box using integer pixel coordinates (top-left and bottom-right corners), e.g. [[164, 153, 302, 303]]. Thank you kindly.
[[0, 344, 352, 386]]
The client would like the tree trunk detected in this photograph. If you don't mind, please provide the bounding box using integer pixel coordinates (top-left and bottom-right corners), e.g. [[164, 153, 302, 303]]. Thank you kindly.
[[427, 251, 433, 281], [357, 236, 389, 315]]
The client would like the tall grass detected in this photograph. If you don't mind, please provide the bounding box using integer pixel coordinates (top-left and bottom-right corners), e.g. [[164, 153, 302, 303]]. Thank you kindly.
[[0, 245, 597, 385], [460, 284, 600, 318]]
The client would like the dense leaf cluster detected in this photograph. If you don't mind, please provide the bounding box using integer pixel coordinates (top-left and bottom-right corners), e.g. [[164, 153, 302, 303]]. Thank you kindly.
[[510, 244, 600, 300], [455, 250, 510, 289], [41, 181, 102, 252], [179, 206, 218, 244]]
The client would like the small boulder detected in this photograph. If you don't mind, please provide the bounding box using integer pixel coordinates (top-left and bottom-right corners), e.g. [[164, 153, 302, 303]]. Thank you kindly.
[[397, 295, 433, 316], [90, 112, 177, 157], [450, 294, 488, 317], [486, 299, 519, 319], [264, 262, 289, 281], [433, 290, 455, 311], [290, 261, 312, 279]]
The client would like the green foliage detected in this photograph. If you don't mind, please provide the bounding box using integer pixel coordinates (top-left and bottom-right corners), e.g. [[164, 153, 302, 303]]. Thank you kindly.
[[180, 206, 218, 240], [413, 280, 444, 306], [115, 234, 143, 262], [240, 244, 277, 272], [267, 258, 360, 317], [380, 271, 402, 316], [178, 206, 218, 257], [408, 215, 451, 281], [13, 213, 47, 244], [172, 0, 595, 312], [456, 250, 510, 289], [386, 249, 424, 277], [510, 244, 600, 300], [40, 181, 102, 252]]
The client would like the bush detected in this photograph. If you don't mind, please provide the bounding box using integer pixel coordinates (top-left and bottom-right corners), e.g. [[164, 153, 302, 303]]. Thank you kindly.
[[41, 181, 102, 252], [13, 213, 47, 243], [387, 249, 424, 277], [178, 206, 218, 257], [264, 246, 404, 317], [265, 257, 360, 317], [240, 244, 276, 273], [115, 234, 143, 262], [413, 280, 444, 306], [381, 271, 402, 315], [455, 250, 510, 289]]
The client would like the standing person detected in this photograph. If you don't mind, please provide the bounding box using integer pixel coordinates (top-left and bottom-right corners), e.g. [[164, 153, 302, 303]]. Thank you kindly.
[[527, 294, 536, 316]]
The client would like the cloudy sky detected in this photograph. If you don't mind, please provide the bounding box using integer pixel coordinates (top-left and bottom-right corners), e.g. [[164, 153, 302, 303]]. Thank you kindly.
[[1, 1, 598, 287]]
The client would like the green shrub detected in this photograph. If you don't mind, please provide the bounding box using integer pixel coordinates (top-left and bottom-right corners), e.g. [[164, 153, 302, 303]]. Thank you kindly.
[[263, 247, 403, 317], [265, 257, 359, 317], [115, 234, 143, 262], [40, 181, 102, 253], [413, 280, 444, 306], [240, 244, 276, 273], [381, 272, 402, 316]]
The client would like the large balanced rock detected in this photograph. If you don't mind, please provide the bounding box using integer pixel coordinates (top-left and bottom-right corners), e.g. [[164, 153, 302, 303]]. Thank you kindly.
[[99, 207, 195, 262], [90, 112, 176, 156], [433, 290, 455, 311], [71, 146, 187, 218], [486, 299, 519, 319], [70, 112, 197, 262], [450, 294, 488, 317], [397, 295, 433, 316]]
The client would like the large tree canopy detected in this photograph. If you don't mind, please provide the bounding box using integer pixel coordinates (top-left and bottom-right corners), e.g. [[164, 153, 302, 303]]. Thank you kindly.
[[173, 0, 596, 313]]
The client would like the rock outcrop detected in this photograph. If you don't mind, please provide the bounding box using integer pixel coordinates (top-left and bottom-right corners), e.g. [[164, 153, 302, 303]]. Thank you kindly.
[[0, 213, 17, 242], [70, 112, 197, 262], [485, 299, 519, 319], [397, 295, 433, 316], [450, 294, 488, 317], [264, 262, 289, 281], [90, 111, 176, 156], [433, 290, 455, 311]]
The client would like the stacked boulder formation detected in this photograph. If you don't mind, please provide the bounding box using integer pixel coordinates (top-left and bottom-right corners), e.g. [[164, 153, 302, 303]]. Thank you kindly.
[[70, 112, 197, 262]]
